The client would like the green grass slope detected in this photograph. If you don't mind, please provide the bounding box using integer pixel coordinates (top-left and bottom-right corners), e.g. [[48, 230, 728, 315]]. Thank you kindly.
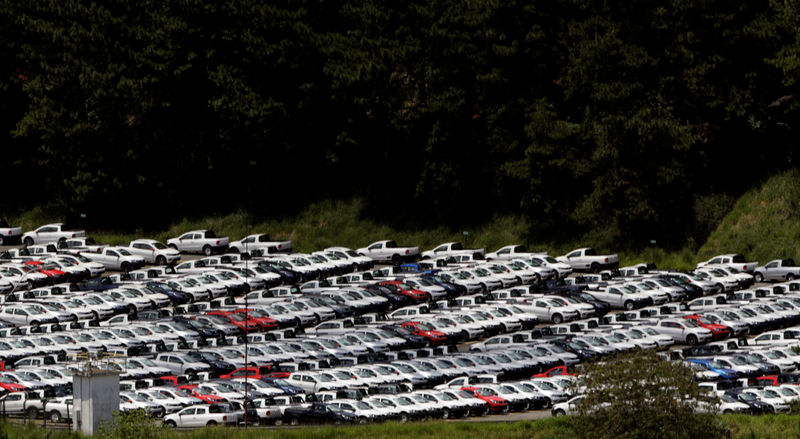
[[698, 169, 800, 263]]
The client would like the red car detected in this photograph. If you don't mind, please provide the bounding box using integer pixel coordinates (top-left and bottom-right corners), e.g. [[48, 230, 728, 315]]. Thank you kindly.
[[401, 321, 447, 346], [176, 384, 224, 404], [460, 386, 509, 413], [752, 374, 800, 386], [379, 280, 430, 303], [234, 308, 279, 331], [23, 261, 66, 282], [220, 365, 274, 380], [533, 365, 577, 378], [207, 310, 260, 333], [684, 314, 731, 340]]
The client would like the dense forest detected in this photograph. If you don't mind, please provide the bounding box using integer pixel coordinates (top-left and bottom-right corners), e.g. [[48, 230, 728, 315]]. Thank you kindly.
[[1, 0, 799, 249]]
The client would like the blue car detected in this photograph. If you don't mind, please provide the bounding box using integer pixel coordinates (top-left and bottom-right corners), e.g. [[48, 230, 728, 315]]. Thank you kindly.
[[685, 358, 738, 380]]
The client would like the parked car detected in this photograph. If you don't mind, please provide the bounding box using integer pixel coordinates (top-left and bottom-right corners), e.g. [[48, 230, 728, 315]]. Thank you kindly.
[[167, 230, 229, 255]]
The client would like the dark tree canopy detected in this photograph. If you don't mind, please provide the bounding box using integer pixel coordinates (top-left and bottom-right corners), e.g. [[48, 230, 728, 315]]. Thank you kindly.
[[1, 0, 799, 245]]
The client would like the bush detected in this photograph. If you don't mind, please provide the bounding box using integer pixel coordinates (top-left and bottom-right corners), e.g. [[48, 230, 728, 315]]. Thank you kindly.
[[97, 409, 167, 439], [571, 350, 729, 439]]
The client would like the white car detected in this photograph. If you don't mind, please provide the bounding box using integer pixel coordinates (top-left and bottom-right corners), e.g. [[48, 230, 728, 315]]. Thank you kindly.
[[128, 239, 181, 265], [167, 230, 229, 255], [22, 223, 86, 246], [228, 233, 292, 254], [648, 318, 713, 345], [356, 240, 420, 264], [696, 254, 758, 274], [0, 219, 22, 245], [163, 404, 237, 428]]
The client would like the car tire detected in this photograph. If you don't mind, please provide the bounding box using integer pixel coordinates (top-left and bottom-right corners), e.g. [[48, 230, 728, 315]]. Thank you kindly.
[[70, 314, 78, 322], [788, 274, 796, 281], [206, 420, 217, 427], [754, 272, 764, 283], [391, 254, 402, 266], [91, 311, 99, 320], [165, 420, 177, 428], [128, 304, 136, 314], [462, 409, 470, 418], [49, 410, 62, 423], [0, 236, 3, 245], [357, 416, 367, 424], [156, 256, 167, 265], [23, 236, 34, 246], [289, 417, 299, 426], [273, 418, 283, 426], [442, 409, 450, 419], [554, 409, 566, 417], [624, 300, 634, 311], [552, 314, 563, 324], [30, 320, 39, 327], [399, 413, 409, 423], [229, 247, 240, 254], [203, 245, 212, 256], [591, 262, 600, 273], [686, 335, 698, 346], [121, 262, 132, 273], [500, 324, 508, 333], [27, 407, 38, 419], [545, 397, 552, 408]]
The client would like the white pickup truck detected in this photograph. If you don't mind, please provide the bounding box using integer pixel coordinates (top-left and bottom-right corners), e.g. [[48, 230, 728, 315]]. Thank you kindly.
[[356, 240, 419, 265], [0, 219, 22, 245], [163, 404, 238, 428], [167, 230, 230, 255], [57, 237, 107, 252], [22, 223, 86, 246], [556, 248, 619, 272], [485, 245, 546, 260], [696, 254, 758, 274], [421, 242, 484, 260], [228, 233, 292, 254], [79, 247, 146, 272]]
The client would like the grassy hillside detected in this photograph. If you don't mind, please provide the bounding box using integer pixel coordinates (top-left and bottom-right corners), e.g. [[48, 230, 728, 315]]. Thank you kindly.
[[3, 415, 800, 439], [698, 169, 800, 264]]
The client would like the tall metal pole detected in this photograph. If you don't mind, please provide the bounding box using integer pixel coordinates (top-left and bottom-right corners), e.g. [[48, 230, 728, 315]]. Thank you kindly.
[[243, 222, 249, 428]]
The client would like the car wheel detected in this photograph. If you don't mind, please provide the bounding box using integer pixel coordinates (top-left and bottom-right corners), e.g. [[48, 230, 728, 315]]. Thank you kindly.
[[425, 339, 433, 347], [788, 274, 796, 281], [70, 314, 78, 322], [442, 409, 450, 419], [545, 397, 552, 408], [502, 405, 509, 414], [686, 335, 698, 346], [591, 262, 600, 273], [500, 324, 508, 333], [165, 420, 177, 428], [30, 320, 40, 327], [357, 416, 368, 424], [624, 300, 634, 311], [128, 304, 137, 314], [462, 409, 470, 418], [0, 236, 3, 245], [23, 237, 34, 246], [91, 311, 99, 320], [552, 314, 563, 324], [754, 272, 764, 283], [666, 294, 673, 302], [289, 417, 299, 426], [391, 254, 402, 266], [49, 410, 62, 423], [399, 413, 409, 423], [203, 245, 212, 256], [206, 420, 217, 427], [554, 409, 566, 417], [273, 418, 283, 426], [156, 255, 167, 265], [229, 247, 240, 254], [121, 262, 132, 273], [27, 407, 38, 419]]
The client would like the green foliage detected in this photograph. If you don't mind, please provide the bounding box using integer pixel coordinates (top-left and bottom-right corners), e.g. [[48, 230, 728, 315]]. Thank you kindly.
[[97, 409, 167, 439], [699, 169, 800, 263], [572, 350, 728, 439], [1, 0, 800, 250]]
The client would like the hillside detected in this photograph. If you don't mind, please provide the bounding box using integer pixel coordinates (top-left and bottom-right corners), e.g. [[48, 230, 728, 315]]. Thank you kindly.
[[699, 169, 800, 264]]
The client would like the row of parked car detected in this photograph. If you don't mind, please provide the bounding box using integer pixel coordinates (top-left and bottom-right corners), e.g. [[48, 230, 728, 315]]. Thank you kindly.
[[2, 222, 800, 426]]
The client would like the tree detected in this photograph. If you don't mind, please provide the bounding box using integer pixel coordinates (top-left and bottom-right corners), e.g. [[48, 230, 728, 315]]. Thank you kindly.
[[571, 350, 728, 439]]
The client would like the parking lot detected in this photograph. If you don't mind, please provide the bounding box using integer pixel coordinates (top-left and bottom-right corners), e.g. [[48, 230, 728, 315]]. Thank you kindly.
[[0, 226, 797, 428]]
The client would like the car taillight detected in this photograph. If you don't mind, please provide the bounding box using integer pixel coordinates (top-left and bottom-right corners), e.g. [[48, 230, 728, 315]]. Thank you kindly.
[[216, 240, 220, 245], [743, 266, 747, 270], [72, 234, 76, 238], [604, 258, 608, 262], [223, 416, 227, 421], [405, 250, 409, 255]]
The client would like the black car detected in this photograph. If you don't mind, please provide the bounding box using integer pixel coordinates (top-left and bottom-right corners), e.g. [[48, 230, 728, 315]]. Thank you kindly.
[[282, 402, 357, 425]]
